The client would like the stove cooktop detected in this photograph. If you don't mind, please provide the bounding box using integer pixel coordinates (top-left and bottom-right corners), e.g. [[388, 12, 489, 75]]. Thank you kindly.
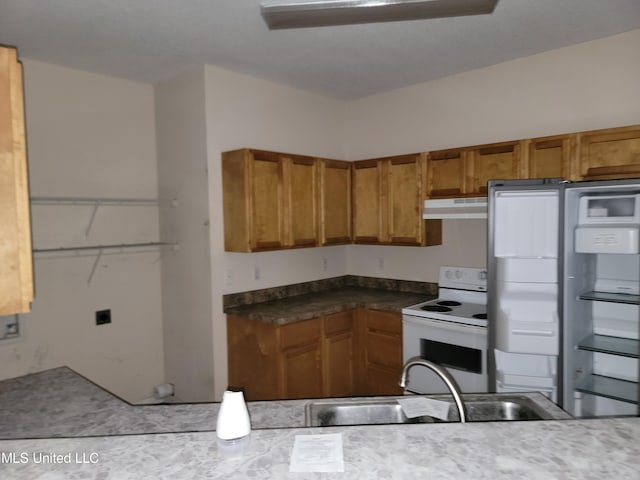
[[402, 298, 488, 327]]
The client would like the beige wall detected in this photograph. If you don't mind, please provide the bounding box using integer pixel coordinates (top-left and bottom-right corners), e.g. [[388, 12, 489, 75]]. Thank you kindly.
[[155, 67, 215, 402], [0, 59, 165, 402], [345, 29, 640, 159], [203, 64, 350, 297], [345, 29, 640, 283], [203, 65, 348, 398]]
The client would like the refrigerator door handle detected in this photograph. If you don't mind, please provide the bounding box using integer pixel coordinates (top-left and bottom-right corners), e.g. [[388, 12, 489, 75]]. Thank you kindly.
[[511, 329, 555, 337]]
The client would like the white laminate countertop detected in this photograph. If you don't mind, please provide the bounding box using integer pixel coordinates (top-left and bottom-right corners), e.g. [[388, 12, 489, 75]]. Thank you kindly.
[[0, 367, 309, 438], [1, 367, 639, 479], [2, 418, 640, 479]]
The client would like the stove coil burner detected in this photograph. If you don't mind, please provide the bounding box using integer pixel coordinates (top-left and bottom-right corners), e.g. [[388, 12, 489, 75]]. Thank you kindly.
[[421, 305, 452, 312], [472, 313, 487, 320], [436, 300, 461, 307]]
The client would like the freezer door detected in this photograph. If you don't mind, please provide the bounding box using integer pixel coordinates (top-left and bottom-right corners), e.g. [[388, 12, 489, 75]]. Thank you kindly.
[[487, 179, 564, 397]]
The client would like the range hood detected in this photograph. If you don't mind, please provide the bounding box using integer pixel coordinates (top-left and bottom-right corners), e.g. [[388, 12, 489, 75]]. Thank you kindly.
[[423, 197, 487, 219]]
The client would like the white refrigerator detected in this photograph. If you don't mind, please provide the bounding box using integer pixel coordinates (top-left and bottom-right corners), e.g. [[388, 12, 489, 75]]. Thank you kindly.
[[488, 178, 640, 418]]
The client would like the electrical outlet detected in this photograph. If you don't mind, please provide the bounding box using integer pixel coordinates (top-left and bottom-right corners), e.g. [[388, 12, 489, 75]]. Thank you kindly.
[[377, 257, 385, 270], [254, 267, 261, 281], [322, 257, 328, 272], [0, 315, 20, 341], [96, 309, 111, 325]]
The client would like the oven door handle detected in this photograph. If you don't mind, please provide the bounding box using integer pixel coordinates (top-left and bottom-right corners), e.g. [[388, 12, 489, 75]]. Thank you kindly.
[[402, 315, 487, 335]]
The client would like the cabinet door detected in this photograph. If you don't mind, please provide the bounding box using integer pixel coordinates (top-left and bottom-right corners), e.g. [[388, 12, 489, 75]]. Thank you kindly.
[[227, 314, 281, 401], [281, 343, 323, 399], [285, 154, 318, 247], [222, 149, 286, 252], [323, 310, 354, 397], [524, 135, 576, 181], [0, 47, 32, 315], [467, 141, 522, 195], [577, 125, 640, 181], [426, 149, 466, 198], [222, 149, 251, 252], [352, 159, 383, 243], [387, 154, 425, 245], [358, 309, 404, 396], [250, 150, 285, 250], [318, 159, 352, 245], [280, 318, 323, 399]]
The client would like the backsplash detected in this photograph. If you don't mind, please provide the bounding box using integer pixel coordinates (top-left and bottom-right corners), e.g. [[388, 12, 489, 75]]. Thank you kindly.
[[223, 275, 437, 309]]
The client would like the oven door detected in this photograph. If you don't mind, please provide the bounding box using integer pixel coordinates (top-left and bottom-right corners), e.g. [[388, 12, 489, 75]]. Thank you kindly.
[[402, 315, 488, 394]]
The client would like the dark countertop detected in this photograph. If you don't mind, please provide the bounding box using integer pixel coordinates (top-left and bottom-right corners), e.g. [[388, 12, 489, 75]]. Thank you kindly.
[[224, 286, 433, 324]]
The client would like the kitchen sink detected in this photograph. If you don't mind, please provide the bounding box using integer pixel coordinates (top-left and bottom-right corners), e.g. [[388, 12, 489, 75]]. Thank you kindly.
[[305, 394, 569, 427]]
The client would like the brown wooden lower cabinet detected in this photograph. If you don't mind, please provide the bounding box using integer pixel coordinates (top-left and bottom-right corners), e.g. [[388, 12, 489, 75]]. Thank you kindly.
[[355, 308, 404, 396], [323, 310, 355, 397], [227, 314, 282, 401], [281, 340, 323, 399], [227, 308, 403, 401]]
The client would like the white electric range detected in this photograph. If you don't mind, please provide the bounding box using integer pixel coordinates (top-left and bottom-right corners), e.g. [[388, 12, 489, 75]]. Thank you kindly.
[[402, 266, 488, 394]]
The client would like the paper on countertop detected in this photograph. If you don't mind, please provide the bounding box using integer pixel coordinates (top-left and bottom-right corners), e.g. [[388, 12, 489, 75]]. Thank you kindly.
[[289, 433, 344, 473], [397, 397, 450, 421]]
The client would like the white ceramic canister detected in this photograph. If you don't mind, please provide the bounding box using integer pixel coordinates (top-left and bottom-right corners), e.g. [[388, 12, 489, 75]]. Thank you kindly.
[[216, 390, 251, 454]]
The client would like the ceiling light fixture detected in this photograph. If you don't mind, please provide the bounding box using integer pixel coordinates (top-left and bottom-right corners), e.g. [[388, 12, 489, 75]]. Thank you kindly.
[[260, 0, 499, 29]]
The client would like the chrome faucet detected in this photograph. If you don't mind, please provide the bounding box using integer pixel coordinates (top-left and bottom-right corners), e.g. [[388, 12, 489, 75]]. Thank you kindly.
[[399, 356, 467, 423]]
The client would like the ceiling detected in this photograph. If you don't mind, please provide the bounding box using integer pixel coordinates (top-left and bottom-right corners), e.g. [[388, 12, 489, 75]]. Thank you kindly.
[[1, 0, 639, 100]]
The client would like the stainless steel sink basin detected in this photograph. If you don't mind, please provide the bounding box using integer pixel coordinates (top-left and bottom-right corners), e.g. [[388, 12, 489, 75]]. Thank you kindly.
[[305, 394, 568, 427]]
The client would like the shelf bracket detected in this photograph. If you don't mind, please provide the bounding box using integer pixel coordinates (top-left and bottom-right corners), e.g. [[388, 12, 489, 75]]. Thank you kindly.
[[87, 248, 103, 285], [32, 242, 180, 285], [85, 202, 100, 236]]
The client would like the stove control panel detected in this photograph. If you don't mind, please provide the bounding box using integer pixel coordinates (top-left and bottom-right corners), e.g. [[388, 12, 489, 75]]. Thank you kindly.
[[439, 266, 487, 291]]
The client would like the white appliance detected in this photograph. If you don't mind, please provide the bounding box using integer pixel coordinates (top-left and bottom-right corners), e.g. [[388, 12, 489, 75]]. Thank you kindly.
[[422, 197, 488, 219], [488, 178, 640, 418], [402, 266, 488, 394]]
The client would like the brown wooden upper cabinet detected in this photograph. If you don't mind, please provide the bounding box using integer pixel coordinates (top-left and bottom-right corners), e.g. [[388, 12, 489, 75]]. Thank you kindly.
[[222, 125, 640, 252], [286, 154, 318, 247], [387, 154, 429, 245], [222, 148, 318, 252], [522, 134, 576, 181], [577, 125, 640, 181], [425, 147, 466, 198], [317, 158, 352, 245], [352, 158, 383, 244], [352, 153, 440, 246], [468, 141, 523, 195], [0, 46, 33, 315], [427, 141, 523, 198]]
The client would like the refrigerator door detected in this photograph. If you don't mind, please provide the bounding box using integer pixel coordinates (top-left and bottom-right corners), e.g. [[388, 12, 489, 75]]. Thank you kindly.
[[563, 179, 640, 418], [487, 179, 564, 402], [494, 257, 559, 355]]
